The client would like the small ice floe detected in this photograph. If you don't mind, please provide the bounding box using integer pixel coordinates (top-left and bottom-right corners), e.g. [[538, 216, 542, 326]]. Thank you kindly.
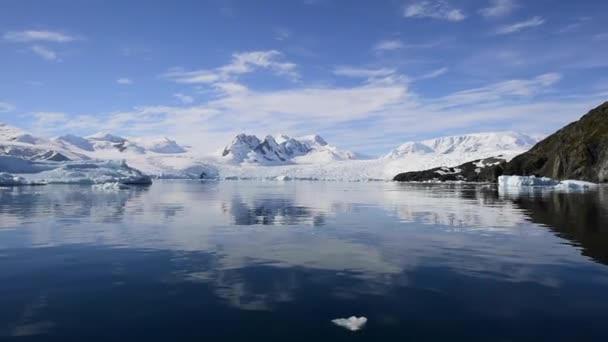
[[92, 182, 130, 191], [0, 172, 29, 186], [331, 316, 367, 331]]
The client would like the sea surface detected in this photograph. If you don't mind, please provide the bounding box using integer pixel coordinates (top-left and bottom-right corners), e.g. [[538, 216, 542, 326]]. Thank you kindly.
[[1, 181, 608, 341]]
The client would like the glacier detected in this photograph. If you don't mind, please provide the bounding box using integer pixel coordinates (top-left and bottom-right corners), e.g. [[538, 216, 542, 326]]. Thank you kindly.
[[1, 122, 545, 183]]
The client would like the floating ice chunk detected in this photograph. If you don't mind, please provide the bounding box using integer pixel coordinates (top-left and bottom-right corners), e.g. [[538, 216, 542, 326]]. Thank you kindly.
[[498, 175, 598, 192], [0, 172, 29, 186], [25, 160, 152, 185], [274, 175, 291, 181], [498, 175, 559, 187], [331, 316, 367, 331]]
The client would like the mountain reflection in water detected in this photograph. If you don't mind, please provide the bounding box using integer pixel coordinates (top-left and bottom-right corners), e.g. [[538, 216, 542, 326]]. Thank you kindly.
[[1, 181, 608, 341]]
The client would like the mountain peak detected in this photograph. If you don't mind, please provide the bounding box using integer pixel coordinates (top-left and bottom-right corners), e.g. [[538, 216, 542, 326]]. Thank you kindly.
[[87, 132, 126, 143], [297, 134, 328, 147], [384, 131, 538, 159]]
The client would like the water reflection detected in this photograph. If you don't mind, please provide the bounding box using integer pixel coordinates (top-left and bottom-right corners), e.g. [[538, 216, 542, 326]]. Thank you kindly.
[[2, 182, 608, 340], [224, 196, 326, 226], [509, 189, 608, 264]]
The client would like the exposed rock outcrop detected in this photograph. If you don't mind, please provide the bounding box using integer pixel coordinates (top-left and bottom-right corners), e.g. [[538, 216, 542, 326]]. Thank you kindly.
[[394, 157, 506, 182], [504, 102, 608, 183]]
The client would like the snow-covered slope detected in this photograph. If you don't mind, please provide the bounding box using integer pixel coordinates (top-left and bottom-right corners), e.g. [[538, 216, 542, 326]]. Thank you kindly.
[[134, 136, 187, 154], [2, 122, 539, 182], [384, 132, 537, 159], [54, 131, 209, 178], [0, 123, 88, 161]]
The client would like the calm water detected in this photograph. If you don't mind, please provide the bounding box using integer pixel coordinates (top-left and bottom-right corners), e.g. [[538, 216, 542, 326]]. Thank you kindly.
[[1, 181, 608, 341]]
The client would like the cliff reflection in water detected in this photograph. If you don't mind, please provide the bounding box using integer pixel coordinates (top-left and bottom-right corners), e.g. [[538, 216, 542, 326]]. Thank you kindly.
[[508, 189, 608, 265]]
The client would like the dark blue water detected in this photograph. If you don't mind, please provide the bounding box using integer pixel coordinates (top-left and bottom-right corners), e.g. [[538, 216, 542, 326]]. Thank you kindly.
[[1, 181, 608, 341]]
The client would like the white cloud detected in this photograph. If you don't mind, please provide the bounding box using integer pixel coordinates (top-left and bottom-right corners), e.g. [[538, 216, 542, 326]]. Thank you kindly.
[[30, 45, 58, 61], [164, 50, 299, 84], [0, 102, 15, 113], [30, 112, 69, 134], [496, 16, 545, 34], [38, 70, 603, 156], [333, 66, 396, 78], [209, 81, 408, 123], [32, 111, 68, 125], [116, 78, 133, 85], [404, 1, 466, 22], [373, 40, 403, 51], [3, 30, 76, 43], [174, 93, 194, 104], [418, 67, 448, 80], [479, 0, 518, 18], [433, 73, 561, 108]]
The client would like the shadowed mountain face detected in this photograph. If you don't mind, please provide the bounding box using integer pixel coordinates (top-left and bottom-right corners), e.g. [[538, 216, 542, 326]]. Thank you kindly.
[[504, 102, 608, 182]]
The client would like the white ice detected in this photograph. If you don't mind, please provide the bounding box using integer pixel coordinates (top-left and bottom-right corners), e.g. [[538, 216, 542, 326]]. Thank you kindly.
[[498, 175, 598, 192], [331, 316, 367, 331], [0, 172, 29, 186]]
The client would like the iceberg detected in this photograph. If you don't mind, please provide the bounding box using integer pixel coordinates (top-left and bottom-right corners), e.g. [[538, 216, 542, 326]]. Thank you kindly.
[[498, 175, 598, 192], [0, 172, 29, 186], [21, 160, 152, 185]]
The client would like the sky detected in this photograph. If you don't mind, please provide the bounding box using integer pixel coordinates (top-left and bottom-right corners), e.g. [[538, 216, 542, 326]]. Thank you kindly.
[[1, 0, 607, 156]]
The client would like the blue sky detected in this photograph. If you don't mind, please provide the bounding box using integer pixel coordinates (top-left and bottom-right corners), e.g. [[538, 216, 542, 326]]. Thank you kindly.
[[1, 0, 607, 155]]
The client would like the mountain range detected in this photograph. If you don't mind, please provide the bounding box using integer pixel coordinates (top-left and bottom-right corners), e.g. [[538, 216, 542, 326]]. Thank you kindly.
[[0, 121, 540, 180]]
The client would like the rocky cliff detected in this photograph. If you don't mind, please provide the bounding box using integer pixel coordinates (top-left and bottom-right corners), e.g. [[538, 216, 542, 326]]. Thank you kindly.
[[504, 102, 608, 183]]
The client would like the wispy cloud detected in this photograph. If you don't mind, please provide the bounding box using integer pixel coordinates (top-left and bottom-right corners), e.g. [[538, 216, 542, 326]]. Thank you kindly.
[[164, 50, 299, 84], [116, 78, 133, 85], [39, 69, 603, 156], [418, 67, 448, 80], [496, 16, 545, 34], [4, 29, 80, 61], [373, 40, 403, 51], [434, 73, 561, 108], [404, 1, 466, 22], [3, 30, 76, 43], [30, 112, 69, 134], [32, 111, 67, 125], [479, 0, 518, 18], [30, 45, 58, 61], [333, 66, 396, 78], [556, 16, 591, 34], [0, 102, 15, 113], [174, 93, 194, 104], [593, 32, 608, 41]]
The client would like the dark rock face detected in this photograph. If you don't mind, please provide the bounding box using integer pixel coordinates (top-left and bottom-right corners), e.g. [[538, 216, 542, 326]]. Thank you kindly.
[[504, 101, 608, 183], [393, 157, 506, 182]]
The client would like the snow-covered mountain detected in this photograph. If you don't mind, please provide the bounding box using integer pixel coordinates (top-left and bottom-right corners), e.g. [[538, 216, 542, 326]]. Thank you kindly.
[[383, 132, 538, 159], [55, 132, 188, 156], [2, 122, 540, 182], [0, 123, 88, 161], [220, 133, 360, 165]]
